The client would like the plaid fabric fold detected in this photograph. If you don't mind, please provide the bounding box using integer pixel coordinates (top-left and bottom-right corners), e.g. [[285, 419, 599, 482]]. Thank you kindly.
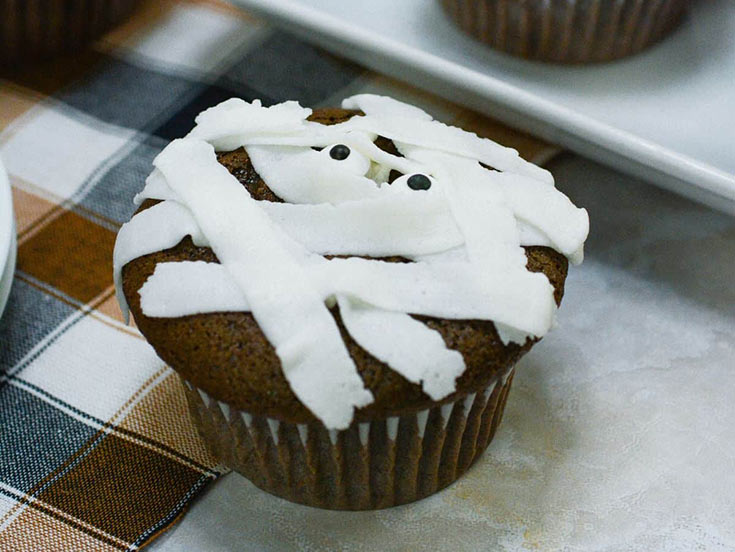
[[0, 0, 557, 549]]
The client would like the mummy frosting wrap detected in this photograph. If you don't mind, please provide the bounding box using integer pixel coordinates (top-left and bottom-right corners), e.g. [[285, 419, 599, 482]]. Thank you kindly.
[[114, 95, 588, 509]]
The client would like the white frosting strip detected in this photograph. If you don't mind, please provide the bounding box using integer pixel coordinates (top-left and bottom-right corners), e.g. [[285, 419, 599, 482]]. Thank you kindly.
[[336, 115, 552, 184], [134, 180, 575, 263], [260, 193, 463, 257], [496, 172, 589, 265], [113, 200, 207, 322], [140, 257, 554, 337], [139, 261, 249, 317], [154, 139, 372, 430], [340, 132, 426, 176], [432, 155, 527, 272], [133, 192, 462, 259], [188, 99, 313, 151], [246, 146, 386, 204], [133, 170, 178, 205], [341, 93, 551, 183], [342, 94, 433, 121], [336, 296, 465, 401], [312, 258, 556, 337]]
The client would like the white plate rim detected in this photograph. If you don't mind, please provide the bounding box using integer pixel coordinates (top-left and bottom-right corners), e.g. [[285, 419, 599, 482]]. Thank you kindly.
[[0, 223, 16, 319], [0, 160, 14, 319], [228, 0, 735, 214]]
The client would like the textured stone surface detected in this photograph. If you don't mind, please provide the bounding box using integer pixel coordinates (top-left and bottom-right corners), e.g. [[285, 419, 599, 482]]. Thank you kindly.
[[151, 155, 735, 551]]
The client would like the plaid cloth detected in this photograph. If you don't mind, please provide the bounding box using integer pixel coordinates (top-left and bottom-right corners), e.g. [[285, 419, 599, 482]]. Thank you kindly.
[[0, 0, 558, 549]]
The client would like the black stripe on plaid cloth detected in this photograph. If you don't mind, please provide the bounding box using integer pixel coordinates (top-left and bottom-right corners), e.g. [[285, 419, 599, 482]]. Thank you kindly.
[[0, 1, 368, 548]]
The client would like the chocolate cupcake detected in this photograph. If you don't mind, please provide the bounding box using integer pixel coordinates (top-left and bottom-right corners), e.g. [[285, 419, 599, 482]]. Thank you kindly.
[[440, 0, 688, 63], [113, 94, 589, 509], [0, 0, 141, 67]]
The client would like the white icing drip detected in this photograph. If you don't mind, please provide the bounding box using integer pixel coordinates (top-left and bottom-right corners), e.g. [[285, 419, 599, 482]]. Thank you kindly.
[[153, 139, 372, 430], [114, 94, 589, 430]]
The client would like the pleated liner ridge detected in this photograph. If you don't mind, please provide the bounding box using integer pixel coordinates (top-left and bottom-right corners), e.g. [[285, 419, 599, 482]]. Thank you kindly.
[[181, 370, 515, 510], [440, 0, 688, 63]]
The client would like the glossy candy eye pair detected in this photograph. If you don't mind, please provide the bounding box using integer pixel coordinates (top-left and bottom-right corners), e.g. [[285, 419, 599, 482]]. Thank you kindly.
[[324, 143, 434, 190]]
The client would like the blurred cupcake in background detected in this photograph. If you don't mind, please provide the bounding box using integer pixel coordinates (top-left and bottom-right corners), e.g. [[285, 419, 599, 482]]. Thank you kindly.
[[1, 0, 142, 67], [440, 0, 689, 63]]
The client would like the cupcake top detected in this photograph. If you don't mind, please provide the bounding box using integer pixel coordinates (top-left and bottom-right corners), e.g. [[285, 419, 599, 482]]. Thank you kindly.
[[114, 95, 588, 430]]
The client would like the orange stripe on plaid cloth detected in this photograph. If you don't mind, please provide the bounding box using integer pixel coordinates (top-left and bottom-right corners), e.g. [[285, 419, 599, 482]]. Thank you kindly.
[[0, 507, 120, 552], [0, 85, 39, 130], [35, 433, 206, 545], [10, 185, 57, 239], [0, 489, 129, 551], [17, 209, 116, 304]]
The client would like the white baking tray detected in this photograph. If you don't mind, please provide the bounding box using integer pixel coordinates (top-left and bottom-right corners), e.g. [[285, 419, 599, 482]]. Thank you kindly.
[[229, 0, 735, 215]]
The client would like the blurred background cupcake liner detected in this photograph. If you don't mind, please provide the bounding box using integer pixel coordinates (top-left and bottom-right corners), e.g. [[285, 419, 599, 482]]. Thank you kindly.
[[1, 0, 142, 68], [441, 0, 689, 63], [182, 369, 516, 510]]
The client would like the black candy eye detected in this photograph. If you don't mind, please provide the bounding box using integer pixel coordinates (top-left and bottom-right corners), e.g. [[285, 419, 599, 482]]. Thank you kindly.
[[329, 144, 351, 160], [407, 174, 432, 191]]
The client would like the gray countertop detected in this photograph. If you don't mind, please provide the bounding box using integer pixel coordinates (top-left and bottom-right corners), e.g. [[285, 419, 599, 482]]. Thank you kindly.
[[152, 154, 735, 551]]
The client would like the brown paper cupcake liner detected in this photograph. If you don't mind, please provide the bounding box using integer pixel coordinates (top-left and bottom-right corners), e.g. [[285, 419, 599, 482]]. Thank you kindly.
[[440, 0, 688, 63], [1, 0, 141, 67], [181, 369, 516, 510]]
